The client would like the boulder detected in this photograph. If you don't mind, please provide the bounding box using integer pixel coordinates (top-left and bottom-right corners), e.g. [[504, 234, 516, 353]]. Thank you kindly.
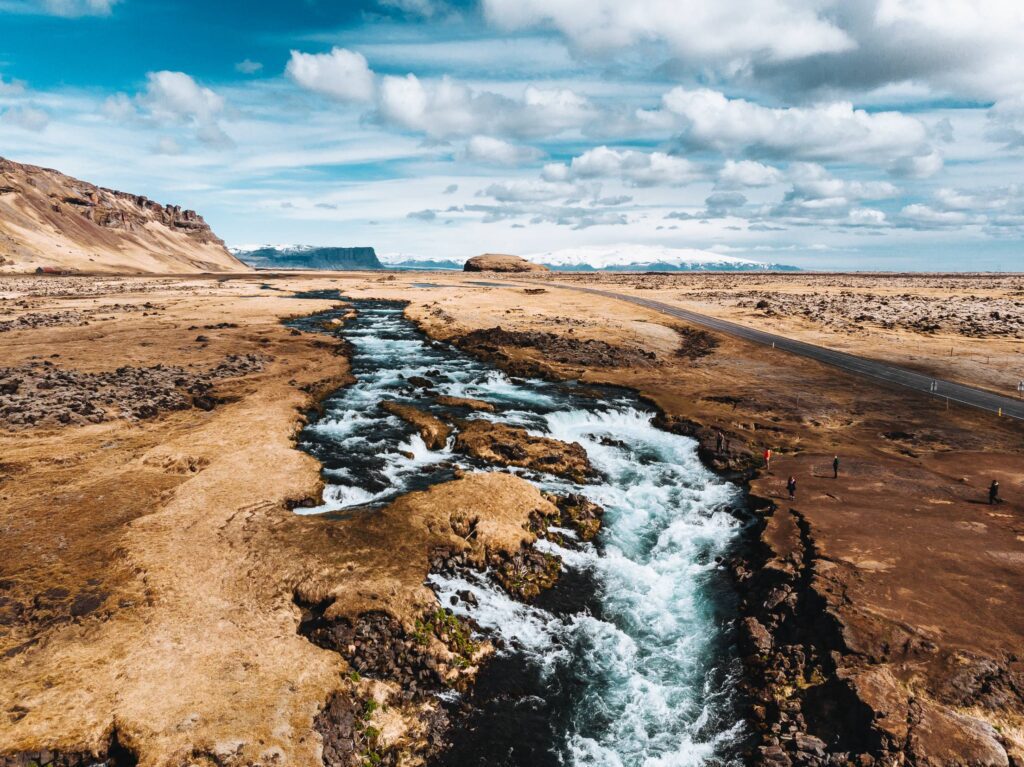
[[463, 254, 549, 273]]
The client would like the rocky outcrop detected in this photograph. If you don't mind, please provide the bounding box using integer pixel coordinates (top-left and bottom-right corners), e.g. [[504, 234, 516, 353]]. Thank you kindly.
[[380, 401, 451, 450], [456, 326, 658, 372], [453, 419, 593, 482], [463, 254, 549, 273], [0, 156, 246, 273], [434, 394, 495, 412]]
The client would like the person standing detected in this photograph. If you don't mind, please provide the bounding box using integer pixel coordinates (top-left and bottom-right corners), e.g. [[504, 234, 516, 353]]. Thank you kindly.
[[989, 480, 1001, 505], [833, 455, 840, 479], [787, 475, 797, 500], [764, 448, 772, 471]]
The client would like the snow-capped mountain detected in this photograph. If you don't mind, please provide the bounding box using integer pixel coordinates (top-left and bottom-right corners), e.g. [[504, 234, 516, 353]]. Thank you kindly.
[[525, 245, 798, 271]]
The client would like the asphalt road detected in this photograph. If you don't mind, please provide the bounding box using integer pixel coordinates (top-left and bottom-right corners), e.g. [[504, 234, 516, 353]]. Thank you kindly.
[[564, 285, 1024, 422]]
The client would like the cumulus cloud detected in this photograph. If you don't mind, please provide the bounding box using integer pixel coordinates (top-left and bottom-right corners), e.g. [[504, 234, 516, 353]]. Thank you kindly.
[[482, 0, 853, 63], [1, 105, 49, 131], [716, 159, 785, 188], [286, 48, 375, 102], [897, 185, 1024, 232], [888, 148, 943, 179], [376, 74, 593, 139], [407, 208, 438, 220], [767, 163, 897, 226], [462, 135, 543, 165], [139, 71, 232, 148], [741, 2, 1024, 102], [543, 146, 703, 187], [987, 96, 1024, 149], [642, 87, 931, 163], [897, 204, 981, 228], [443, 184, 458, 194]]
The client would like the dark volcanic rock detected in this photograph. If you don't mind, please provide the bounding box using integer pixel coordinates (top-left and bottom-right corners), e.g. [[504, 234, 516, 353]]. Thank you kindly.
[[0, 354, 265, 428], [456, 326, 657, 370]]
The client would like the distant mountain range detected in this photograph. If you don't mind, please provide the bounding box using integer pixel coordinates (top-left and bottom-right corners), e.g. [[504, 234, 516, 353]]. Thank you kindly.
[[231, 245, 383, 270], [230, 244, 799, 272], [523, 245, 798, 272]]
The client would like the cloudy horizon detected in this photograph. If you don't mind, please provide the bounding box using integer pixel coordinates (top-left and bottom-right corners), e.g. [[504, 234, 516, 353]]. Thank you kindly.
[[1, 0, 1023, 270]]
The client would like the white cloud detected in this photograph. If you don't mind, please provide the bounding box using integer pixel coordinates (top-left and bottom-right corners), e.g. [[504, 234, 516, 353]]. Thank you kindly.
[[462, 135, 543, 166], [482, 0, 854, 63], [1, 105, 49, 131], [787, 162, 898, 201], [102, 92, 135, 121], [140, 71, 231, 148], [0, 75, 25, 95], [286, 48, 376, 102], [898, 203, 980, 227], [235, 59, 263, 75], [717, 159, 784, 188], [987, 96, 1024, 149], [154, 136, 183, 155], [39, 0, 118, 16], [481, 179, 580, 202], [376, 74, 593, 139], [869, 0, 1024, 99], [767, 163, 898, 226], [888, 148, 943, 178], [544, 146, 704, 187], [642, 87, 930, 163], [144, 71, 224, 123]]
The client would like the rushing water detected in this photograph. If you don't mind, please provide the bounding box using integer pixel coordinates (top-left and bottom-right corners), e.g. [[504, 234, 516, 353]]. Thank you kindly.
[[291, 298, 748, 766]]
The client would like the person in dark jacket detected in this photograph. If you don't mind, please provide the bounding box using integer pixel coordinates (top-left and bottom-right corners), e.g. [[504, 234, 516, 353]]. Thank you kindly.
[[989, 480, 1001, 505], [833, 455, 840, 478], [787, 476, 797, 500]]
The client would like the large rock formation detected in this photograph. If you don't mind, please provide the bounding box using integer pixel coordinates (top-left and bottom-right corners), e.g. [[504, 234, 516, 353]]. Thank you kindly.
[[235, 245, 384, 271], [463, 253, 549, 273], [0, 156, 246, 274]]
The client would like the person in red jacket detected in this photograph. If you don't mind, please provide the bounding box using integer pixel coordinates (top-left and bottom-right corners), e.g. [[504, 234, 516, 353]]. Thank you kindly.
[[763, 448, 772, 471]]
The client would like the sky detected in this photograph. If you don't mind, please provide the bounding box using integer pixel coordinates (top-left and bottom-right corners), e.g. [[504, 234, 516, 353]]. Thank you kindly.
[[1, 0, 1023, 270]]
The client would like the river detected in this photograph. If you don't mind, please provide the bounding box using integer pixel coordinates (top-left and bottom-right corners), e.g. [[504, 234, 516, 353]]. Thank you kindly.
[[291, 297, 748, 766]]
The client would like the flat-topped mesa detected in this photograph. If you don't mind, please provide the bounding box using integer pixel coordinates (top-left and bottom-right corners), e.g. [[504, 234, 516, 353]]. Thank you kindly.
[[0, 156, 247, 274], [463, 253, 549, 273]]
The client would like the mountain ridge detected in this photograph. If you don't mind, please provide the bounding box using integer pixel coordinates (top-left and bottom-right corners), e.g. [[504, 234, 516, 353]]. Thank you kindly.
[[0, 156, 246, 274]]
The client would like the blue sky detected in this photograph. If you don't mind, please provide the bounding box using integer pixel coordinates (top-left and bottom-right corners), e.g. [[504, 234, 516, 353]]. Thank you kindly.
[[1, 0, 1023, 269]]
